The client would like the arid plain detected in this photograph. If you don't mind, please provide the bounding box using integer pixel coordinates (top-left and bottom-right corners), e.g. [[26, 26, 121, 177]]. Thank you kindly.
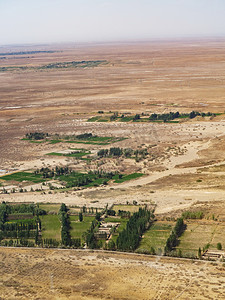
[[1, 40, 225, 299]]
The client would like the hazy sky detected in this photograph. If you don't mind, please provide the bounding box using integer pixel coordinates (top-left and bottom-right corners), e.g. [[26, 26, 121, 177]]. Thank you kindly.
[[0, 0, 225, 45]]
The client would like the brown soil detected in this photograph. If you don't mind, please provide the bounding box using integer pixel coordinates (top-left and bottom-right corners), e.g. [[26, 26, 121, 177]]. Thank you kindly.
[[0, 247, 225, 300]]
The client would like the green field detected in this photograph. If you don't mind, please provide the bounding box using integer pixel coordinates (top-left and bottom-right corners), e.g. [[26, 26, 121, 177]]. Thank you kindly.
[[58, 172, 110, 187], [70, 215, 95, 241], [0, 172, 45, 183], [113, 173, 144, 183], [39, 203, 61, 213], [46, 151, 90, 158], [40, 215, 61, 240], [136, 221, 174, 254]]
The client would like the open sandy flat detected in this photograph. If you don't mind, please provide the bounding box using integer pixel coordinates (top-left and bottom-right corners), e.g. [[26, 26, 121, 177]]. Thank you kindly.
[[0, 247, 225, 300]]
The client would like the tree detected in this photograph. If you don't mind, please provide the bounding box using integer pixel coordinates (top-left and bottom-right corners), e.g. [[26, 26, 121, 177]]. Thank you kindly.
[[95, 212, 101, 221], [107, 240, 116, 250], [217, 243, 222, 250], [79, 212, 83, 222], [133, 114, 140, 121]]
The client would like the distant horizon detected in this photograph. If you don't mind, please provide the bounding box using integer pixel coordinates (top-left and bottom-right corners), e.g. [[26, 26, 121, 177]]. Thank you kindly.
[[1, 35, 225, 48]]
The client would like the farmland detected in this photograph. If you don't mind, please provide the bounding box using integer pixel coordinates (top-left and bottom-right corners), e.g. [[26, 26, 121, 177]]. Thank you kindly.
[[137, 221, 174, 255], [177, 220, 225, 257], [1, 39, 225, 298], [70, 215, 95, 242], [40, 215, 61, 240]]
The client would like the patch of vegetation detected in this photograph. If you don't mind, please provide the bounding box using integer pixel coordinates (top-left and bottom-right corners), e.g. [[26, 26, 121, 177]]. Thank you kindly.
[[40, 215, 61, 240], [113, 173, 144, 183], [165, 218, 185, 254], [0, 172, 45, 183], [116, 208, 154, 251], [35, 167, 114, 188], [0, 50, 57, 56], [23, 132, 125, 145], [98, 147, 148, 161], [137, 222, 174, 255], [0, 202, 44, 246], [113, 205, 144, 214], [46, 150, 91, 159], [38, 203, 61, 214], [70, 215, 95, 242], [25, 132, 49, 140], [0, 60, 107, 72], [88, 111, 217, 123], [182, 211, 204, 219]]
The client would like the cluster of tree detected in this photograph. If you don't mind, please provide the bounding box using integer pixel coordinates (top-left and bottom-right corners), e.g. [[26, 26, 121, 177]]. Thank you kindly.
[[59, 204, 71, 246], [133, 114, 140, 121], [82, 206, 98, 214], [25, 132, 48, 140], [149, 111, 215, 122], [117, 210, 131, 218], [105, 239, 116, 250], [97, 147, 148, 159], [106, 209, 116, 216], [0, 229, 36, 239], [39, 238, 60, 248], [0, 202, 8, 225], [149, 112, 180, 121], [65, 171, 115, 189], [0, 202, 45, 225], [98, 147, 123, 157], [4, 203, 45, 216], [182, 211, 204, 220], [0, 50, 56, 56], [85, 219, 101, 249], [165, 218, 185, 253], [116, 208, 153, 251], [110, 112, 118, 121], [0, 218, 39, 240], [65, 175, 94, 188], [76, 133, 95, 139], [39, 60, 105, 70], [1, 220, 37, 231], [34, 166, 71, 178], [1, 239, 35, 247]]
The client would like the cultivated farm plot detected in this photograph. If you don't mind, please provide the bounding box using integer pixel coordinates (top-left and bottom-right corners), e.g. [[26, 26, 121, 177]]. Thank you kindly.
[[210, 223, 225, 249], [113, 173, 144, 183], [70, 215, 95, 241], [136, 221, 174, 254], [113, 204, 145, 213], [177, 221, 225, 257], [0, 172, 44, 183], [39, 203, 61, 213], [40, 215, 61, 240], [46, 149, 91, 159]]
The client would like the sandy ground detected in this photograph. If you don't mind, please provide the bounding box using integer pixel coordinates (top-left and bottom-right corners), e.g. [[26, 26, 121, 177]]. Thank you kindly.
[[2, 133, 225, 215], [0, 247, 225, 300]]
